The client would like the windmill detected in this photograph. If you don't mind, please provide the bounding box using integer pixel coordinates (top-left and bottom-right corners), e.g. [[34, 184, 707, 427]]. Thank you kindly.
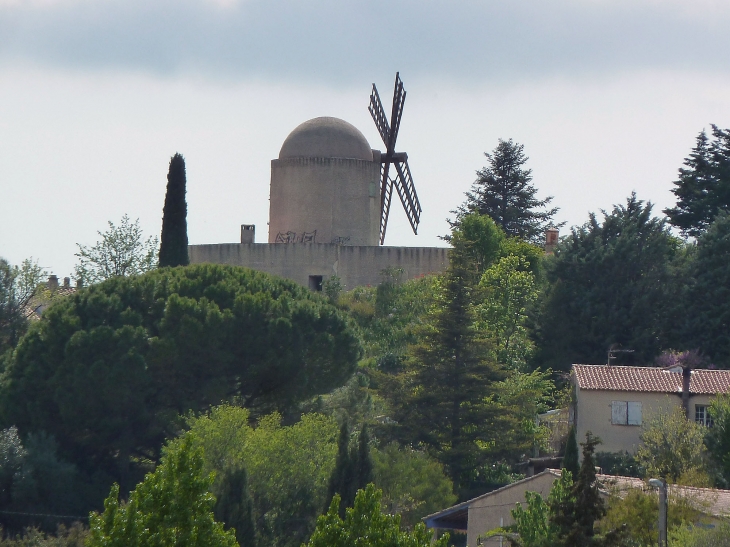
[[369, 73, 422, 245]]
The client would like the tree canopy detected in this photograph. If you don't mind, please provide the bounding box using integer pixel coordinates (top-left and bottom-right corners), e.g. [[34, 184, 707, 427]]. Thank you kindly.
[[0, 257, 45, 354], [0, 264, 361, 492], [665, 125, 730, 238], [454, 139, 560, 245], [74, 215, 158, 285], [536, 193, 681, 370]]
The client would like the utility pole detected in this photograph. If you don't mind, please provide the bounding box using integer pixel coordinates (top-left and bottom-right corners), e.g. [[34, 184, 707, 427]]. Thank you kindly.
[[649, 478, 668, 547]]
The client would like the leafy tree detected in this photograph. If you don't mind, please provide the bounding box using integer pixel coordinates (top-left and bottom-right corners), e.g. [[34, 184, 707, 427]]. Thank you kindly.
[[477, 254, 539, 371], [74, 215, 158, 285], [87, 434, 237, 547], [306, 484, 449, 547], [684, 212, 730, 364], [484, 469, 574, 547], [665, 125, 730, 238], [536, 193, 681, 371], [454, 139, 560, 245], [0, 258, 45, 353], [159, 153, 189, 268], [0, 265, 360, 492], [372, 443, 456, 528], [562, 427, 579, 479], [599, 487, 703, 546], [182, 405, 339, 547], [670, 521, 730, 547], [636, 407, 709, 485], [213, 466, 255, 547]]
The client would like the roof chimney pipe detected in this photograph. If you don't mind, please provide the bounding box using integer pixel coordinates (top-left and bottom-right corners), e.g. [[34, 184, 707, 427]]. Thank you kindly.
[[682, 365, 691, 418]]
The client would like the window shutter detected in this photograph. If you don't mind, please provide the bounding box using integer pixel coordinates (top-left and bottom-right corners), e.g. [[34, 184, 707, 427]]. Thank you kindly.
[[612, 401, 627, 425], [628, 401, 642, 425]]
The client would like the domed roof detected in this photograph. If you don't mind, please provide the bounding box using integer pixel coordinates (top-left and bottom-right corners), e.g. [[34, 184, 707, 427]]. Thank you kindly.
[[279, 117, 373, 161]]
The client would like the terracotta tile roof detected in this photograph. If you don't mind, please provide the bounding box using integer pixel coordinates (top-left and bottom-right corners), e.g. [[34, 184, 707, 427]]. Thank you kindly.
[[572, 364, 730, 395]]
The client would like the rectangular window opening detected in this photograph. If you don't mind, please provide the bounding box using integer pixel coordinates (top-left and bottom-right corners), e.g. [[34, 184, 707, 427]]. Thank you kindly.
[[308, 275, 323, 292]]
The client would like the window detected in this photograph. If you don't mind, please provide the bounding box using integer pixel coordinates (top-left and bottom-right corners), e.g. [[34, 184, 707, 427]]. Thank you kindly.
[[695, 405, 714, 427], [611, 401, 642, 425], [308, 275, 323, 292]]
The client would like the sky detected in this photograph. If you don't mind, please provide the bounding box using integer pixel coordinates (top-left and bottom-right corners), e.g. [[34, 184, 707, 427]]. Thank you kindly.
[[1, 0, 730, 279]]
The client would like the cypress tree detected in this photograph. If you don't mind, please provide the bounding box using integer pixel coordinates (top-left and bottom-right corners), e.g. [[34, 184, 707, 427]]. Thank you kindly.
[[325, 423, 354, 517], [214, 466, 256, 547], [159, 153, 189, 267], [354, 425, 373, 490], [562, 426, 579, 479]]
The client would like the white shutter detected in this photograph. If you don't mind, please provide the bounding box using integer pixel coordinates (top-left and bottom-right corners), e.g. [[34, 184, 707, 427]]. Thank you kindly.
[[612, 401, 627, 425], [628, 401, 642, 425]]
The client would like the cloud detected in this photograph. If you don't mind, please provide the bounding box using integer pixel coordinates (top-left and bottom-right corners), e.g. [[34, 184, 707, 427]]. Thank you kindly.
[[0, 0, 728, 85]]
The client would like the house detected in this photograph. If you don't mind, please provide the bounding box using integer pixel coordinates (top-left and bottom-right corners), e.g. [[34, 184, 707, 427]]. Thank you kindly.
[[572, 364, 730, 454], [424, 469, 730, 547]]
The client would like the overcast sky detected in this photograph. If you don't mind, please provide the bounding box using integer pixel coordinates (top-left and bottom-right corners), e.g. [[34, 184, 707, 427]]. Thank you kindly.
[[2, 0, 730, 278]]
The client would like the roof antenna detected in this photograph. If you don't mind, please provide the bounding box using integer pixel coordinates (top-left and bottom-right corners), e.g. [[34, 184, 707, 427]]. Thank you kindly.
[[607, 344, 635, 366]]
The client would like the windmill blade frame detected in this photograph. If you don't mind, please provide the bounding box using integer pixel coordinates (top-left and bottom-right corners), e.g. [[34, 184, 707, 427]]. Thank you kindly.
[[392, 159, 421, 233], [369, 84, 390, 147]]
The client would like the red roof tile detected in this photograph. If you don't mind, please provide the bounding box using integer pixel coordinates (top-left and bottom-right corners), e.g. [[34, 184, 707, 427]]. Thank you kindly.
[[572, 364, 730, 395]]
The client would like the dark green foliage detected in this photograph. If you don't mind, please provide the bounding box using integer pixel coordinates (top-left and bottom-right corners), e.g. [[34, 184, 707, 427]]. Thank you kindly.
[[685, 212, 730, 364], [562, 427, 579, 479], [0, 428, 104, 534], [665, 125, 730, 238], [0, 264, 361, 492], [214, 466, 256, 547], [159, 153, 189, 268], [550, 433, 610, 547], [706, 394, 730, 487], [324, 424, 373, 516], [455, 139, 561, 245], [355, 426, 373, 494], [392, 233, 506, 497], [325, 423, 354, 516], [593, 452, 644, 479], [536, 193, 681, 370]]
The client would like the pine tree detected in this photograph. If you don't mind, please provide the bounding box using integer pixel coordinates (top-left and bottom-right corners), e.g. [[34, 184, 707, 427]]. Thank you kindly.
[[665, 125, 730, 238], [455, 139, 560, 245], [159, 153, 189, 267], [396, 236, 506, 497], [214, 466, 256, 547], [562, 426, 579, 479]]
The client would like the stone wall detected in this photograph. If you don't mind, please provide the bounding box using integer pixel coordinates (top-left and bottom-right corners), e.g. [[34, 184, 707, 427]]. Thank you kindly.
[[188, 243, 450, 290]]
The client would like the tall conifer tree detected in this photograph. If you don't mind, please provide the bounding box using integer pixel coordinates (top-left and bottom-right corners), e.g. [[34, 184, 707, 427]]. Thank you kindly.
[[159, 153, 189, 267]]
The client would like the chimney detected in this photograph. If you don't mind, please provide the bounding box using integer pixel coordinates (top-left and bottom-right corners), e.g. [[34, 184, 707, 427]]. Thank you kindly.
[[545, 228, 559, 254], [63, 277, 70, 288], [47, 275, 59, 291], [76, 278, 83, 289], [241, 224, 255, 244], [681, 365, 691, 418]]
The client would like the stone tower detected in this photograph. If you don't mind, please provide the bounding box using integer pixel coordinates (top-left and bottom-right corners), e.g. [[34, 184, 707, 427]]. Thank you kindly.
[[268, 117, 381, 246]]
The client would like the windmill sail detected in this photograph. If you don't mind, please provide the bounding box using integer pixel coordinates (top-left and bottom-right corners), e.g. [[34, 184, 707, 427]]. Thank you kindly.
[[369, 72, 421, 244]]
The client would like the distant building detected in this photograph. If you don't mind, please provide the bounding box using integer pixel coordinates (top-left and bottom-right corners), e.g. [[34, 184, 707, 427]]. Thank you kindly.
[[425, 468, 730, 546], [189, 117, 449, 290], [572, 364, 730, 454]]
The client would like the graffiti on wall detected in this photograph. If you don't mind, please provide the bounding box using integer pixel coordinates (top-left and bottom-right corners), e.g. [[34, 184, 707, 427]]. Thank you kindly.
[[331, 235, 351, 245], [275, 230, 318, 243]]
